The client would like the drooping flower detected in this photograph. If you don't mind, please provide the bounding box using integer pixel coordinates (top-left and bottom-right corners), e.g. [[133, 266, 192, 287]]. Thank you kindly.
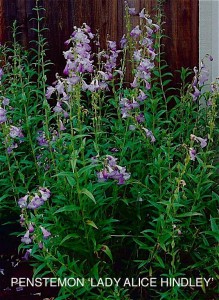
[[21, 230, 32, 245], [128, 7, 136, 15], [120, 35, 127, 48], [137, 90, 147, 101], [189, 148, 197, 161], [27, 194, 44, 210], [39, 187, 51, 201], [28, 223, 35, 233], [18, 195, 28, 208], [198, 61, 209, 86], [45, 86, 55, 99], [22, 249, 32, 260], [190, 134, 207, 148], [40, 226, 51, 239], [2, 97, 10, 106], [143, 127, 156, 143], [97, 155, 130, 185], [130, 25, 142, 38], [53, 101, 63, 113], [9, 126, 24, 138], [59, 119, 66, 131], [37, 131, 49, 147], [0, 68, 4, 80], [0, 107, 7, 123], [7, 142, 18, 154], [136, 113, 145, 123]]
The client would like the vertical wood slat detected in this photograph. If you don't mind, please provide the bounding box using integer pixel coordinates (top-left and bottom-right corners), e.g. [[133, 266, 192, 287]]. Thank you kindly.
[[0, 0, 199, 84]]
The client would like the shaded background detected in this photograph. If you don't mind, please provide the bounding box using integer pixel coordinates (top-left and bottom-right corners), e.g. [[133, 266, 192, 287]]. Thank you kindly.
[[0, 0, 199, 84]]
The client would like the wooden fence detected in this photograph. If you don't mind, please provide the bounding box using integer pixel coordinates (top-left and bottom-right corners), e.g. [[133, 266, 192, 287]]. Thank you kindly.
[[0, 0, 199, 84]]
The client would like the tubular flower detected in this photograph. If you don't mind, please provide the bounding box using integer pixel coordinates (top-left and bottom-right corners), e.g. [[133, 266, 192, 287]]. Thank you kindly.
[[21, 230, 32, 245], [0, 107, 7, 123], [18, 195, 28, 208], [40, 226, 51, 239], [189, 148, 197, 161], [96, 155, 130, 185], [190, 134, 207, 148]]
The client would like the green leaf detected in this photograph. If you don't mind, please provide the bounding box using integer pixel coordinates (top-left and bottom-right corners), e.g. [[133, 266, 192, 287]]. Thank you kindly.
[[54, 205, 81, 214], [86, 220, 98, 229], [80, 188, 96, 204], [102, 245, 113, 262], [60, 233, 80, 245]]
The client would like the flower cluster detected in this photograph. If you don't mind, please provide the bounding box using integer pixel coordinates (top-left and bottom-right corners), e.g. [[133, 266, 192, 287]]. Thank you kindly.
[[188, 134, 208, 161], [96, 155, 130, 185], [18, 187, 51, 210], [129, 8, 159, 89], [0, 97, 10, 123], [21, 223, 51, 245], [19, 187, 52, 259], [191, 55, 213, 100]]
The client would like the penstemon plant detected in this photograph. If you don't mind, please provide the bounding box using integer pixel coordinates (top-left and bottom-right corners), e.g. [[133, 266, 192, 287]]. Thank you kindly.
[[0, 1, 218, 299]]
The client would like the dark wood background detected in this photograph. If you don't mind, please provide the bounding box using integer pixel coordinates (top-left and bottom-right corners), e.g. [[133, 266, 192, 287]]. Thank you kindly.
[[0, 0, 199, 84]]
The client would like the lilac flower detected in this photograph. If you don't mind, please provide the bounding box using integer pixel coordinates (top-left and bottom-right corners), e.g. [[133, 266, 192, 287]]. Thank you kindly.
[[27, 194, 44, 210], [28, 223, 34, 233], [22, 249, 32, 260], [0, 107, 7, 123], [59, 119, 66, 131], [191, 86, 201, 101], [120, 35, 127, 48], [9, 126, 24, 138], [19, 214, 25, 226], [0, 68, 4, 80], [152, 24, 160, 32], [136, 113, 145, 123], [21, 230, 32, 244], [128, 7, 136, 15], [190, 134, 207, 148], [7, 142, 18, 154], [53, 102, 63, 113], [141, 37, 153, 47], [110, 148, 119, 152], [40, 226, 51, 239], [189, 148, 197, 161], [39, 187, 51, 201], [120, 97, 139, 118], [146, 26, 153, 37], [133, 50, 142, 61], [97, 169, 109, 182], [2, 97, 10, 106], [67, 74, 80, 85], [55, 80, 65, 95], [130, 25, 142, 38], [139, 8, 146, 18], [37, 131, 49, 147], [97, 155, 130, 185], [107, 165, 130, 185], [130, 77, 138, 88], [106, 155, 117, 167], [137, 90, 147, 101], [18, 195, 28, 208], [46, 86, 55, 99], [143, 127, 156, 143], [38, 242, 43, 249], [91, 156, 99, 164], [198, 61, 209, 86], [108, 41, 117, 51]]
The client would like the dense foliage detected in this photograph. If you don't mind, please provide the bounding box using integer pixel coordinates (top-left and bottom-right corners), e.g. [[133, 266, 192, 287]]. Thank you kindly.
[[0, 1, 218, 299]]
